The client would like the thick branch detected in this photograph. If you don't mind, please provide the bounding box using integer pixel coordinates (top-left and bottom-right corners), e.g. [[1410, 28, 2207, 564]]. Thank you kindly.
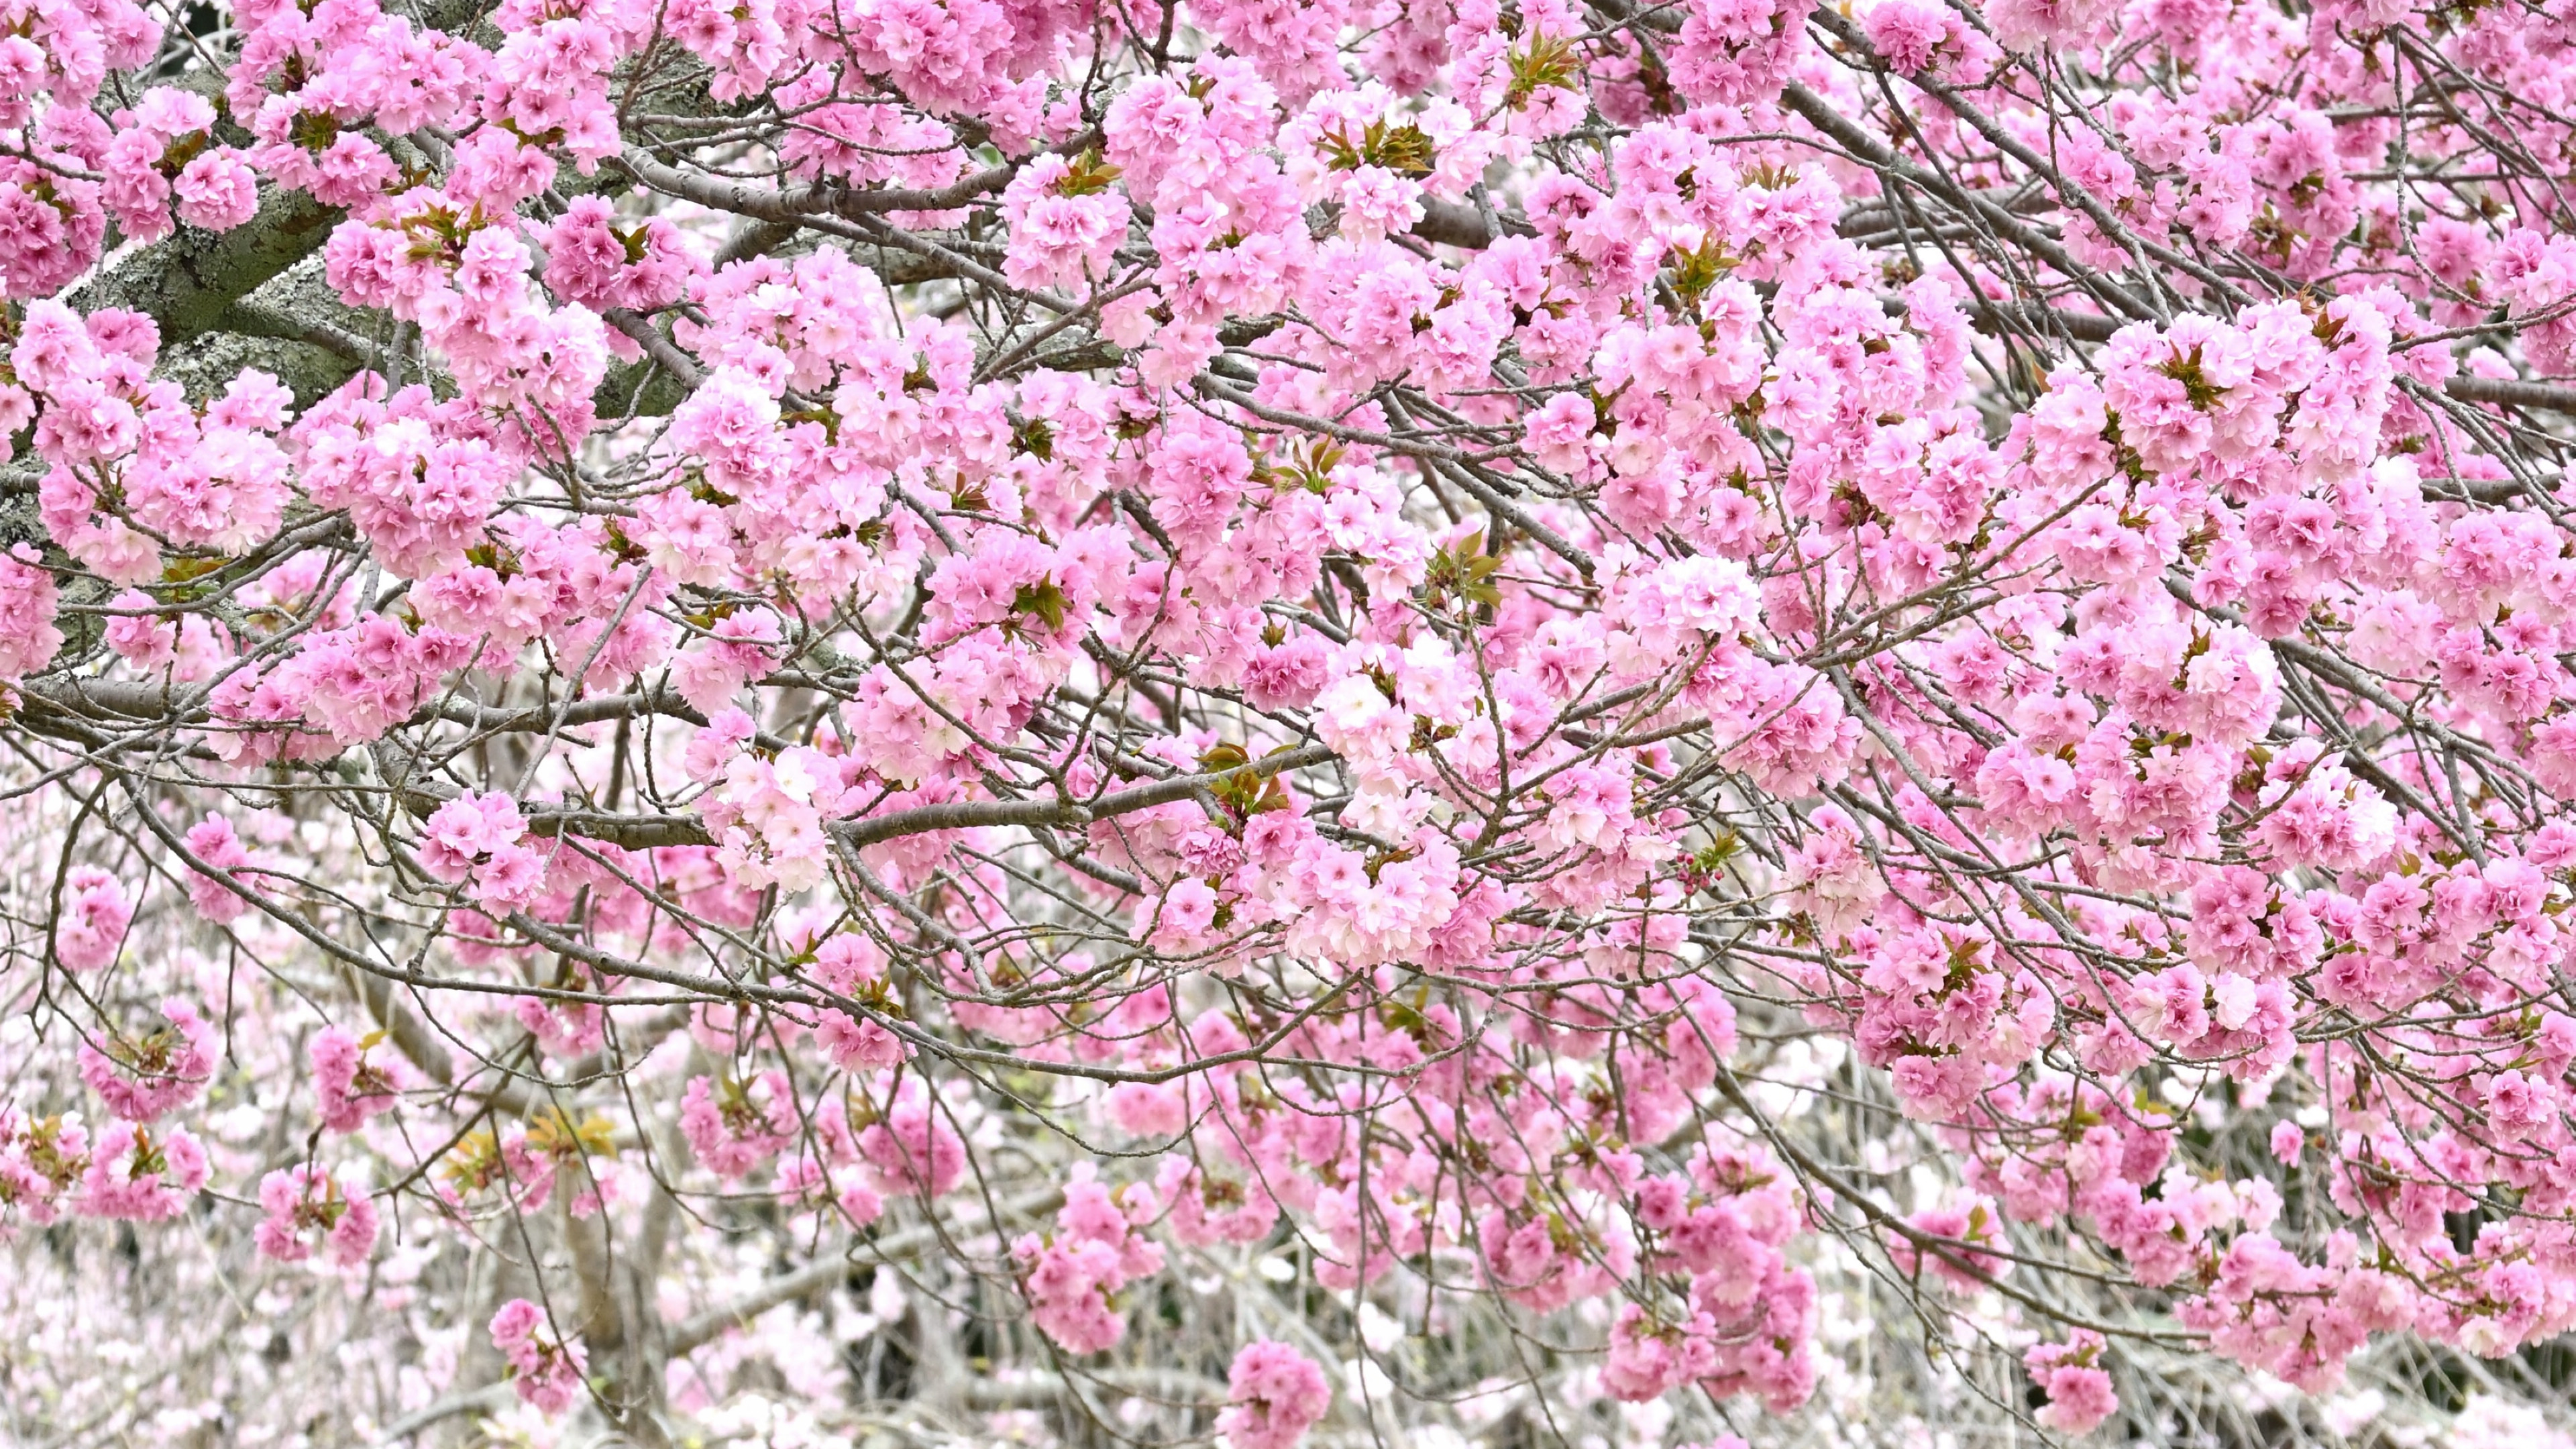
[[74, 189, 344, 347]]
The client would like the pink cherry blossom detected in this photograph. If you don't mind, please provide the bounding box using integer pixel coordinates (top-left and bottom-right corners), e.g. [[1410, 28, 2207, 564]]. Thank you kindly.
[[1218, 1340, 1331, 1449]]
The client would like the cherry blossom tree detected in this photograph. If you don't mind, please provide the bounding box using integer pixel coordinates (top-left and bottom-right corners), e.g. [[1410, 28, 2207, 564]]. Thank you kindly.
[[8, 0, 2576, 1442]]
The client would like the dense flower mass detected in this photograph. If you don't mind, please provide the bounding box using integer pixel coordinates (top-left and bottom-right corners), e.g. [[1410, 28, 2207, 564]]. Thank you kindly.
[[7, 0, 2576, 1442]]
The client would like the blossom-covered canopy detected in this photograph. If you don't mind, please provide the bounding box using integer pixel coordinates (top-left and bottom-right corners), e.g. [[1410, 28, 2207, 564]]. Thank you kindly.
[[6, 0, 2576, 1442]]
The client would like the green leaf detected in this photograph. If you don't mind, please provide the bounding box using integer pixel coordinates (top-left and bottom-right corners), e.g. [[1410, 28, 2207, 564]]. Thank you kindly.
[[1011, 577, 1069, 632]]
